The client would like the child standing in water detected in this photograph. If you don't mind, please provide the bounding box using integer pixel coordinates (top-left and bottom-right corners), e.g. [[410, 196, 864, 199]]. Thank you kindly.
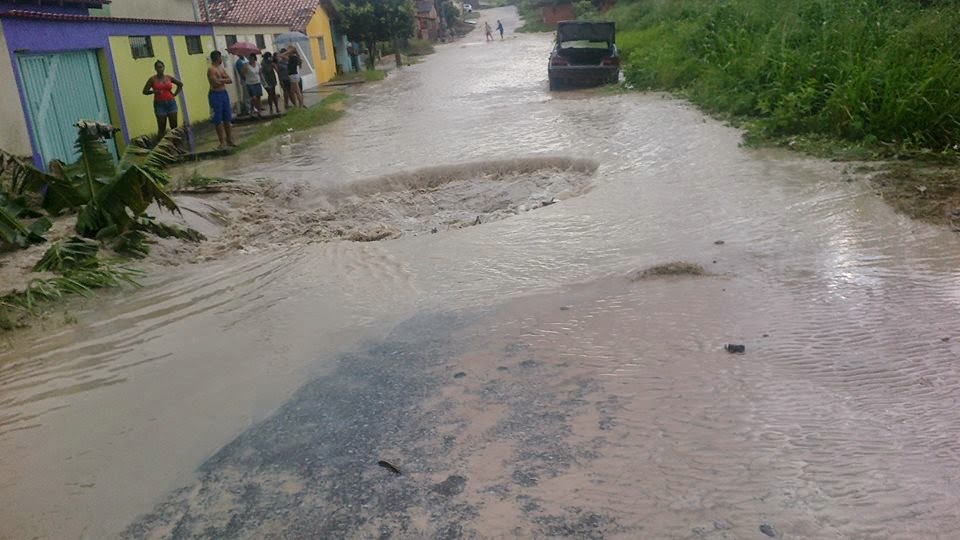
[[496, 20, 504, 40]]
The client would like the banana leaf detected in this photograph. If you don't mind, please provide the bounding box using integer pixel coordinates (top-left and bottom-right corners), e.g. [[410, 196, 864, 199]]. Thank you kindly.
[[0, 192, 50, 247]]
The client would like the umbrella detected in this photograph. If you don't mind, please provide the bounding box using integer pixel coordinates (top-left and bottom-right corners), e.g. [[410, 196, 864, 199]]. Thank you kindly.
[[226, 41, 260, 56], [274, 31, 310, 46]]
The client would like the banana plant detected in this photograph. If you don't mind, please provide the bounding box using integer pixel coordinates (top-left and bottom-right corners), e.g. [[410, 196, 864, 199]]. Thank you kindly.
[[0, 192, 50, 247], [40, 126, 182, 239]]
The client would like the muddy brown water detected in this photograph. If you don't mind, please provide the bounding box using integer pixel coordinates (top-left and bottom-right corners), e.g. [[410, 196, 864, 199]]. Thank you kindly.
[[3, 6, 960, 539]]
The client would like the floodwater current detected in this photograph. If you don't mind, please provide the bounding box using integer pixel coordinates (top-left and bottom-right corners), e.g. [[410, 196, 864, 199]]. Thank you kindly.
[[3, 6, 960, 539]]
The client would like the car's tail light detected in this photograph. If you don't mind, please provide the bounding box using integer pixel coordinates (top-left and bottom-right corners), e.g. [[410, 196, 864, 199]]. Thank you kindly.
[[551, 57, 569, 66], [602, 57, 620, 66]]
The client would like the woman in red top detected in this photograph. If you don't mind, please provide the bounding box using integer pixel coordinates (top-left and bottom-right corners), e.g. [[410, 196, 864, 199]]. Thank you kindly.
[[142, 60, 183, 141]]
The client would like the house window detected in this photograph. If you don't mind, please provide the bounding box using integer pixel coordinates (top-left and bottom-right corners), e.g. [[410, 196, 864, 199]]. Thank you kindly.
[[225, 35, 237, 47], [185, 35, 203, 55], [129, 36, 154, 59], [318, 36, 327, 60], [255, 34, 266, 49]]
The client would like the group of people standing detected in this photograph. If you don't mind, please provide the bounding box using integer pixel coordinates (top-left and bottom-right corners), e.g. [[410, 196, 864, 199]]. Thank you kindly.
[[234, 46, 305, 117], [142, 45, 308, 151]]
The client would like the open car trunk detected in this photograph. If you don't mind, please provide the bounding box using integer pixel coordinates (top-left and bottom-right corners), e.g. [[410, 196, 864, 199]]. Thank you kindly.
[[555, 21, 616, 65], [556, 21, 615, 45]]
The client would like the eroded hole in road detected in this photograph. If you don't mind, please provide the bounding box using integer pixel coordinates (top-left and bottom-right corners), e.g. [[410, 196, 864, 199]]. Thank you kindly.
[[312, 157, 599, 241], [172, 157, 598, 260]]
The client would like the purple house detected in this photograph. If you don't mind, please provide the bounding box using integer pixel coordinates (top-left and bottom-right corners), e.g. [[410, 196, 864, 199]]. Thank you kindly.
[[0, 0, 217, 168]]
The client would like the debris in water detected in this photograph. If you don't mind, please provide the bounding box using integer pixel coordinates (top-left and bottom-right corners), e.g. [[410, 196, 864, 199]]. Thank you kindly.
[[627, 262, 707, 281], [560, 306, 570, 311], [541, 198, 559, 207], [724, 344, 746, 354], [346, 227, 400, 242], [714, 240, 725, 245], [759, 523, 777, 537], [762, 333, 769, 338], [453, 371, 466, 379], [377, 460, 402, 475], [474, 216, 482, 225], [941, 337, 950, 342], [431, 227, 438, 234]]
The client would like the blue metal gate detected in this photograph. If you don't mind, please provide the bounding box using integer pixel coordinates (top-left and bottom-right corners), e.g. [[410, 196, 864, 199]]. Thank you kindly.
[[17, 50, 117, 169]]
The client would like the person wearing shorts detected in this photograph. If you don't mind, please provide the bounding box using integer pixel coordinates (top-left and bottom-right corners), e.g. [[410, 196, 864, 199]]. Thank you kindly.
[[142, 60, 183, 141], [207, 50, 236, 150], [243, 53, 264, 117], [280, 46, 305, 108]]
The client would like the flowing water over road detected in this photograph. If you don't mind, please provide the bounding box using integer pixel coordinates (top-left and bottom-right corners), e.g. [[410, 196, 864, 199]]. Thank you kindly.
[[3, 7, 960, 539]]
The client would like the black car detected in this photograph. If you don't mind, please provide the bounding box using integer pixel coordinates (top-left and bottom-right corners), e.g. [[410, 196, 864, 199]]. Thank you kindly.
[[547, 21, 619, 90]]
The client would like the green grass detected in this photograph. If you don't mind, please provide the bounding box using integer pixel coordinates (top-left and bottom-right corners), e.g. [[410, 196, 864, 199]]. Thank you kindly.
[[610, 0, 960, 155], [404, 38, 435, 56], [364, 69, 386, 82], [239, 92, 348, 150]]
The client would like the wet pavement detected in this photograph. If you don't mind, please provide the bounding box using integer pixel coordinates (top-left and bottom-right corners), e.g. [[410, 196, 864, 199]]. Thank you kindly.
[[3, 6, 960, 539]]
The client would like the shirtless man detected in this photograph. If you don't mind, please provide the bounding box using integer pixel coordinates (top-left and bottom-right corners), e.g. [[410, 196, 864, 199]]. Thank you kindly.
[[207, 50, 236, 150]]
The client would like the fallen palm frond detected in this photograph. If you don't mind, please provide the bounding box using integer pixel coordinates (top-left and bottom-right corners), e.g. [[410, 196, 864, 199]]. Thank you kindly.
[[33, 237, 100, 272]]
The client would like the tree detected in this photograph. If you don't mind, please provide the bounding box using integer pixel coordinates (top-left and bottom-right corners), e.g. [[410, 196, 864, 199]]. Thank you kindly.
[[337, 0, 415, 70]]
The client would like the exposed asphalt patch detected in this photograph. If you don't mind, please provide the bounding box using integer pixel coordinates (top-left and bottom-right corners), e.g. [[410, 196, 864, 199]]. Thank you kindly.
[[121, 312, 478, 539], [121, 312, 629, 538]]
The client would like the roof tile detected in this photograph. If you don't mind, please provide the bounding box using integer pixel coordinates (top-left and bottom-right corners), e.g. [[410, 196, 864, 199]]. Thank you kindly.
[[203, 0, 324, 31]]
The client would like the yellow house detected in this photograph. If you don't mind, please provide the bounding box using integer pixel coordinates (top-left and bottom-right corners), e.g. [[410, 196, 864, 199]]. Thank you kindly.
[[202, 0, 338, 88]]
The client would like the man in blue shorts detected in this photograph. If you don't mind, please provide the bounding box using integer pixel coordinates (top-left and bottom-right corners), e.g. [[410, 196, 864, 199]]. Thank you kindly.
[[207, 50, 236, 150]]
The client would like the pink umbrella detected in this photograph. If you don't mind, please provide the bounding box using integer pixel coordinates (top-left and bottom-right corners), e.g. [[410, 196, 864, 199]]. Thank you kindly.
[[226, 42, 260, 56]]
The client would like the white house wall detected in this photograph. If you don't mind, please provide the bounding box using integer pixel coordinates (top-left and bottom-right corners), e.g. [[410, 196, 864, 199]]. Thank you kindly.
[[0, 25, 33, 156], [213, 26, 288, 106]]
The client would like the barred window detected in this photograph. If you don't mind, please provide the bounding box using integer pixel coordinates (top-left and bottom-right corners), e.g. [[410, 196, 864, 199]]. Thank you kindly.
[[255, 34, 266, 49], [185, 35, 203, 55], [225, 34, 237, 47], [318, 36, 327, 60], [129, 36, 154, 59]]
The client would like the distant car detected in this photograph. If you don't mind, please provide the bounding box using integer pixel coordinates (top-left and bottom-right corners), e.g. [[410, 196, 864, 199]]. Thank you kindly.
[[463, 3, 473, 12], [548, 21, 619, 90]]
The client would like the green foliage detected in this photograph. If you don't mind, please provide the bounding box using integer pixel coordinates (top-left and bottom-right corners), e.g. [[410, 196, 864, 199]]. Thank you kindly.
[[239, 93, 347, 150], [513, 0, 552, 33], [336, 0, 415, 68], [33, 237, 100, 272], [0, 192, 50, 248], [2, 236, 142, 331], [439, 0, 460, 28], [574, 0, 601, 20], [3, 261, 141, 311], [364, 69, 387, 82], [404, 38, 435, 56], [610, 0, 960, 152]]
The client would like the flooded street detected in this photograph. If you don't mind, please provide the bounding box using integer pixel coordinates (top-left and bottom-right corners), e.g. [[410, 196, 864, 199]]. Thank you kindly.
[[3, 6, 960, 538]]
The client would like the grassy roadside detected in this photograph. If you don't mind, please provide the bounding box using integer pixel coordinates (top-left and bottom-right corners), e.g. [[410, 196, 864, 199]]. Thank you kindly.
[[238, 92, 348, 151], [514, 0, 551, 33], [606, 0, 960, 223]]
